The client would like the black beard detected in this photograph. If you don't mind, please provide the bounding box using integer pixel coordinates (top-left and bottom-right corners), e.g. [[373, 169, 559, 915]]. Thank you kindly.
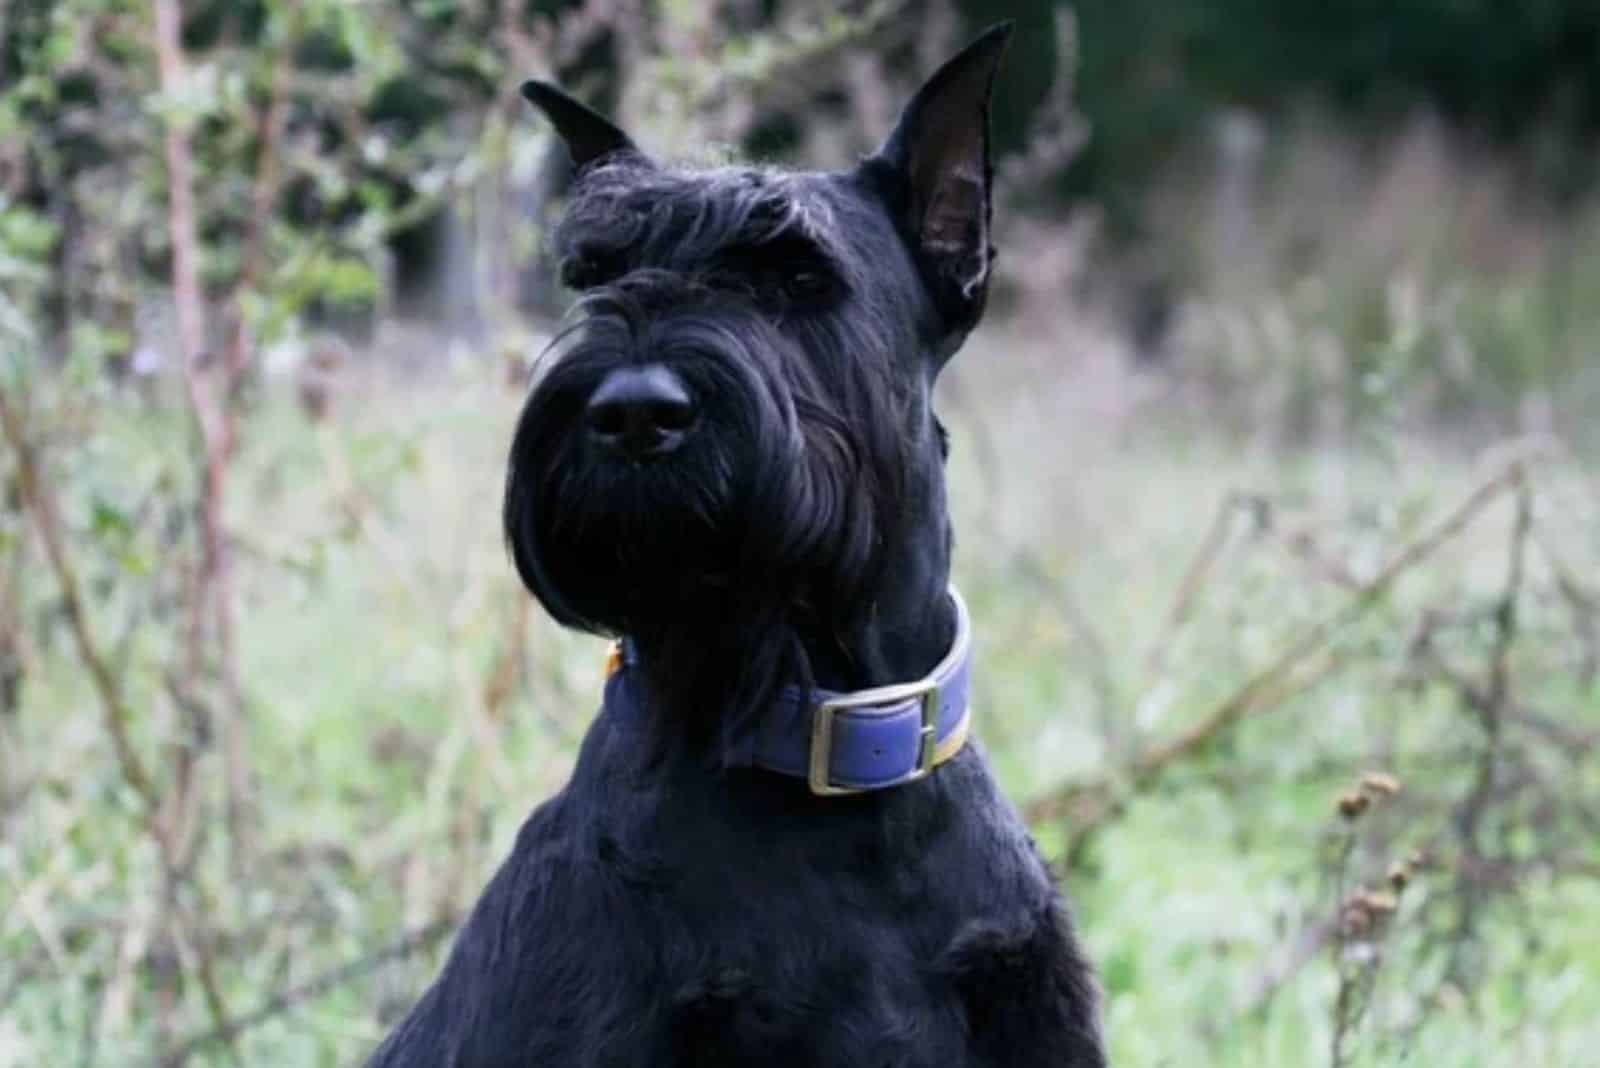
[[502, 286, 910, 739]]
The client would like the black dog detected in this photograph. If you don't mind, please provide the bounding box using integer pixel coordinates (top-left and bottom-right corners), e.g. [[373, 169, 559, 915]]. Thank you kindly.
[[369, 25, 1105, 1067]]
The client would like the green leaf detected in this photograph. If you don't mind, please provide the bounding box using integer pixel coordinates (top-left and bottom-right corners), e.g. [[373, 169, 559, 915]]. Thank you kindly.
[[0, 209, 62, 261], [89, 498, 133, 540]]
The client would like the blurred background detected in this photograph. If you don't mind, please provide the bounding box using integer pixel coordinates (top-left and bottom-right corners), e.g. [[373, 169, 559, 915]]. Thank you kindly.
[[3, 1, 1599, 1064]]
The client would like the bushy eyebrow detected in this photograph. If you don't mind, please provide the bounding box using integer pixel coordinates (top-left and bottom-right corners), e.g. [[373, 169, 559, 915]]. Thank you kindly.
[[555, 161, 849, 282]]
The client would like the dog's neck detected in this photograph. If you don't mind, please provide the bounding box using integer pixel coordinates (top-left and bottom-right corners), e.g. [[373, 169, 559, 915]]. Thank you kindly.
[[808, 561, 956, 694]]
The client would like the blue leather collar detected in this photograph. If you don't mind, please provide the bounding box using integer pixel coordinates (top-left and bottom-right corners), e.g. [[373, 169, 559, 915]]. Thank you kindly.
[[607, 588, 973, 796]]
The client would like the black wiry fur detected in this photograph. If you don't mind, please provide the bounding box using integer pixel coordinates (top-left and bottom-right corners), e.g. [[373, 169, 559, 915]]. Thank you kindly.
[[370, 25, 1105, 1067], [503, 159, 946, 744]]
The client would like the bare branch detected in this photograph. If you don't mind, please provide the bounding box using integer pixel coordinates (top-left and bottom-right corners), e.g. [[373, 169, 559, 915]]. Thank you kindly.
[[1026, 452, 1541, 855], [153, 0, 255, 861], [0, 387, 158, 811], [163, 916, 459, 1064]]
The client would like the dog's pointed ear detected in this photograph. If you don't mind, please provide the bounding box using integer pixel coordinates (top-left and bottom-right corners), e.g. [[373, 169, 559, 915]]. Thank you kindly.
[[872, 23, 1011, 335], [520, 80, 643, 172]]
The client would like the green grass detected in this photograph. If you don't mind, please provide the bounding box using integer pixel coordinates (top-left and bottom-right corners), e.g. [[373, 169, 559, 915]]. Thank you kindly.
[[3, 330, 1598, 1066]]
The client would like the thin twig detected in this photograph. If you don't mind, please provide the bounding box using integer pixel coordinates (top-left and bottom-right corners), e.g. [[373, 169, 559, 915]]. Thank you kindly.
[[153, 0, 256, 862], [1441, 467, 1532, 993], [1141, 490, 1252, 679], [1, 378, 242, 1064], [1025, 454, 1537, 854], [224, 0, 297, 382], [162, 916, 459, 1065], [148, 6, 249, 1057], [0, 388, 158, 810], [1530, 524, 1598, 685], [1240, 917, 1337, 1014], [1010, 548, 1121, 745], [1328, 824, 1360, 1068]]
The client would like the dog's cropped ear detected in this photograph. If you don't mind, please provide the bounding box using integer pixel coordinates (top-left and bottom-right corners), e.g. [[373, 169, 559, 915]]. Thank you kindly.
[[872, 23, 1011, 337], [520, 80, 643, 172]]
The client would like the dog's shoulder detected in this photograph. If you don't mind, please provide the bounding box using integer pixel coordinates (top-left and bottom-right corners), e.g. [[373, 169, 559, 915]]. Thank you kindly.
[[367, 718, 658, 1066], [909, 747, 1108, 1066]]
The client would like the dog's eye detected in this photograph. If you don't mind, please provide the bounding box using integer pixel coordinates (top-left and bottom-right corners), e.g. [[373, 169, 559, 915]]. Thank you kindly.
[[561, 259, 600, 290], [786, 270, 825, 295], [782, 268, 836, 305], [562, 252, 626, 291]]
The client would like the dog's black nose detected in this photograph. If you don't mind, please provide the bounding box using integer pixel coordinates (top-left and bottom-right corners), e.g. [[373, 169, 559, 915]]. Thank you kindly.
[[585, 364, 697, 459]]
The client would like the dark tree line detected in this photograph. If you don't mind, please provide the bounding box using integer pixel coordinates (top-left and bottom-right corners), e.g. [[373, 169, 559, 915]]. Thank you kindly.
[[4, 0, 1597, 348]]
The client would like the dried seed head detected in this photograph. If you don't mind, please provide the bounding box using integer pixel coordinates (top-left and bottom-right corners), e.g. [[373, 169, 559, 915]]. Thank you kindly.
[[1360, 772, 1402, 798], [1359, 890, 1399, 915], [1338, 790, 1371, 820], [1340, 899, 1372, 936], [308, 341, 346, 371], [296, 339, 348, 424], [1388, 862, 1411, 892], [297, 378, 332, 422], [503, 348, 529, 388]]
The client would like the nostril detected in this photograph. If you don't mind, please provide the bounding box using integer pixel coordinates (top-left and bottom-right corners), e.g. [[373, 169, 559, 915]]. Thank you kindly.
[[648, 399, 696, 432], [586, 401, 628, 437]]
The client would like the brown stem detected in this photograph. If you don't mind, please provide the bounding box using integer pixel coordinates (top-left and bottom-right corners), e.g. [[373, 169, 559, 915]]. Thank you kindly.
[[163, 916, 458, 1063], [0, 381, 240, 1063], [0, 388, 158, 811], [210, 10, 300, 854], [1327, 826, 1360, 1068], [153, 0, 255, 859], [1441, 469, 1532, 992], [1025, 455, 1536, 854], [224, 0, 297, 383], [151, 0, 216, 677], [1141, 490, 1254, 679], [1009, 548, 1121, 749]]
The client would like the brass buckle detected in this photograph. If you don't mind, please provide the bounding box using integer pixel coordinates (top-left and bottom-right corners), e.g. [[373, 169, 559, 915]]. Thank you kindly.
[[807, 682, 942, 797]]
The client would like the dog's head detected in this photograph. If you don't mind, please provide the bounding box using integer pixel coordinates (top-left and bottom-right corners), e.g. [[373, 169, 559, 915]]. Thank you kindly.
[[504, 27, 1009, 702]]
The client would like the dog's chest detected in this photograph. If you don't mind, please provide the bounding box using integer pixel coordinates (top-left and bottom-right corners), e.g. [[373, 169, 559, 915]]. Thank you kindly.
[[660, 944, 966, 1065], [612, 851, 977, 1065], [578, 778, 1028, 1065]]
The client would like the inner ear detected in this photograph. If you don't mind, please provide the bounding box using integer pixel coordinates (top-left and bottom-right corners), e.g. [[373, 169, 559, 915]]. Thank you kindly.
[[870, 23, 1011, 334], [906, 85, 992, 300]]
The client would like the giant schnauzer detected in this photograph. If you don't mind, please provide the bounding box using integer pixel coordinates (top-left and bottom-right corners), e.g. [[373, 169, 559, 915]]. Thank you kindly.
[[369, 24, 1105, 1067]]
